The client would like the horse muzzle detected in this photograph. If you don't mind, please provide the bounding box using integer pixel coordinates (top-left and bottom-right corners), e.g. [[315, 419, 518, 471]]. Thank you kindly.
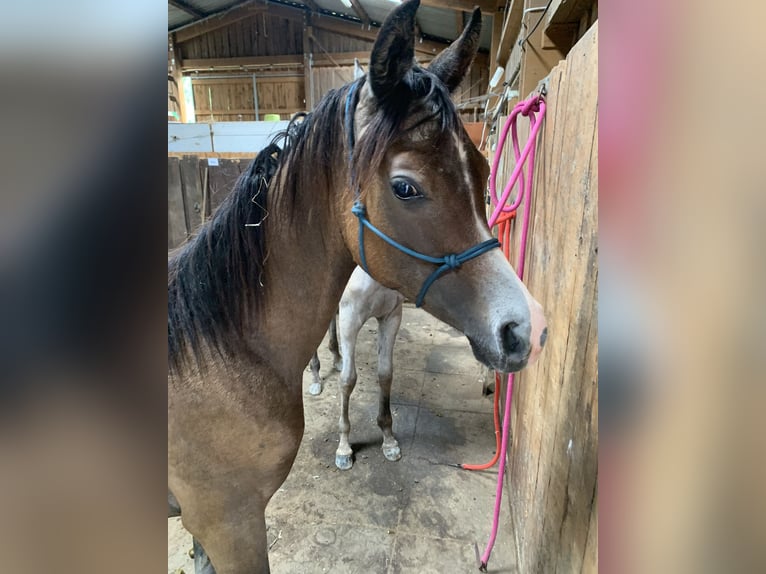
[[464, 265, 547, 373]]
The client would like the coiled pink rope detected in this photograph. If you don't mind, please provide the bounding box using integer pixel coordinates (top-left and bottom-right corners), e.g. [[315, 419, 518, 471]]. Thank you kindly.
[[477, 95, 546, 571]]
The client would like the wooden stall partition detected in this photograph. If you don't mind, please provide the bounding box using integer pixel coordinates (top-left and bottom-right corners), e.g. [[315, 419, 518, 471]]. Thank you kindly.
[[168, 157, 188, 250], [496, 22, 598, 573], [167, 156, 249, 250]]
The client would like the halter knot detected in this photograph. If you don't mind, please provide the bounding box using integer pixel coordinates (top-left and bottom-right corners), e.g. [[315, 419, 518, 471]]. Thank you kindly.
[[443, 254, 461, 269], [351, 201, 366, 218]]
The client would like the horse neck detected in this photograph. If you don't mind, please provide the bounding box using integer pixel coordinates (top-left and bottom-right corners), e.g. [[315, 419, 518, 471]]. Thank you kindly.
[[250, 163, 355, 382]]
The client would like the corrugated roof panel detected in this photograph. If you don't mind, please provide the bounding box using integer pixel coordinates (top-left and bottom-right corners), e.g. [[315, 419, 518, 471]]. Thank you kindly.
[[169, 6, 196, 29], [311, 0, 356, 19], [189, 0, 244, 14]]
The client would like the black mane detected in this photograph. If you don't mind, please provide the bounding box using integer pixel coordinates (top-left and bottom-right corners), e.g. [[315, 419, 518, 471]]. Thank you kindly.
[[167, 142, 280, 373]]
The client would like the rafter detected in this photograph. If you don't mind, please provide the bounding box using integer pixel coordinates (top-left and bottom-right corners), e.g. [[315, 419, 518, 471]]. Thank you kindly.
[[180, 51, 439, 71], [169, 0, 205, 19], [348, 0, 371, 27], [173, 1, 267, 43], [301, 0, 321, 12], [311, 14, 447, 56], [181, 55, 303, 70]]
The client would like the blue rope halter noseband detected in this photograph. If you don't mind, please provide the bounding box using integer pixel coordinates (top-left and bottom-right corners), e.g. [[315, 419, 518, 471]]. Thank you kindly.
[[344, 81, 500, 308]]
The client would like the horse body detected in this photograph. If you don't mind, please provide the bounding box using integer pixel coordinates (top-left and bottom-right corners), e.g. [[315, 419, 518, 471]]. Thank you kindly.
[[168, 138, 355, 572], [168, 2, 546, 572]]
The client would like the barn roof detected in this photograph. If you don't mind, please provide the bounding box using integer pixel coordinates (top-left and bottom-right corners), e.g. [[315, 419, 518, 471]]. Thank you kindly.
[[168, 0, 494, 51]]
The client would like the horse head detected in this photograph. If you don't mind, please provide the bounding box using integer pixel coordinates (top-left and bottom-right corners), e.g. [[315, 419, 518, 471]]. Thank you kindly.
[[340, 0, 546, 373]]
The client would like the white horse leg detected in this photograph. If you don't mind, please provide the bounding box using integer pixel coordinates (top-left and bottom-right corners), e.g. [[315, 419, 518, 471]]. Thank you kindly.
[[308, 351, 322, 396], [377, 304, 403, 462], [328, 313, 342, 371], [335, 307, 363, 470]]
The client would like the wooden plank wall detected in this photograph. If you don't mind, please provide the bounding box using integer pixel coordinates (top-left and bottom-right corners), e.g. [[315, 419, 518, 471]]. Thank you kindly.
[[191, 74, 304, 122], [497, 22, 598, 573], [175, 10, 490, 123], [178, 13, 304, 59], [167, 156, 249, 249]]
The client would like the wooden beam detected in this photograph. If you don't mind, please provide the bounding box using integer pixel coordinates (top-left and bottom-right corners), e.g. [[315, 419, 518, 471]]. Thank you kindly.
[[483, 10, 503, 120], [301, 0, 321, 13], [169, 0, 205, 20], [419, 0, 495, 14], [183, 50, 483, 72], [312, 16, 447, 56], [543, 0, 596, 53], [348, 0, 370, 27], [174, 1, 267, 44], [168, 35, 188, 123], [495, 0, 524, 67], [546, 0, 595, 28], [182, 55, 304, 70], [190, 107, 301, 115], [181, 50, 447, 71], [191, 77, 303, 84]]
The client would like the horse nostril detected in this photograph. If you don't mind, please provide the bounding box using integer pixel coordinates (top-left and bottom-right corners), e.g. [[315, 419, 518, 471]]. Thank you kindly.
[[540, 327, 548, 348], [501, 321, 521, 354]]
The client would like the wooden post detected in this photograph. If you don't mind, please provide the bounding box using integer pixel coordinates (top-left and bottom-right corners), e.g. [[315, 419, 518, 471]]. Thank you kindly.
[[303, 16, 314, 111], [503, 25, 598, 572], [484, 7, 505, 120], [169, 34, 188, 123]]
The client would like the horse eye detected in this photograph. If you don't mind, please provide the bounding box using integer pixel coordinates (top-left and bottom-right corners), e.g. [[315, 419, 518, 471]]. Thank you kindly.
[[391, 180, 421, 201]]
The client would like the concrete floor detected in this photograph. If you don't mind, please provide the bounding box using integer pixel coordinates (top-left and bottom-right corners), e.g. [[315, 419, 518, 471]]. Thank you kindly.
[[168, 305, 518, 573]]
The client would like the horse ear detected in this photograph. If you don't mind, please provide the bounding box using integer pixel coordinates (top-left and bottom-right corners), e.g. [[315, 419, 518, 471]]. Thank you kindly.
[[428, 8, 482, 92], [368, 0, 420, 101]]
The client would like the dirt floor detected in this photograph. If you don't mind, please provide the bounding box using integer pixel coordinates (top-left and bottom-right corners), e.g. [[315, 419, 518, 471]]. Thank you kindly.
[[168, 305, 518, 573]]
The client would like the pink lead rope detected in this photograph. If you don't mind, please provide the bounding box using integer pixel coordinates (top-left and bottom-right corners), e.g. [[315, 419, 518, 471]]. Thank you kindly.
[[476, 95, 546, 571]]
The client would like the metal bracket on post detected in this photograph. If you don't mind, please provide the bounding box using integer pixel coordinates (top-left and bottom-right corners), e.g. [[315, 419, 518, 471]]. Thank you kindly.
[[535, 76, 550, 98]]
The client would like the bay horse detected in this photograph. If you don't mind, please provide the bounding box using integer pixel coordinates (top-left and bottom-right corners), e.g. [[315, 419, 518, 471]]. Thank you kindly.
[[307, 266, 405, 470], [168, 1, 547, 572]]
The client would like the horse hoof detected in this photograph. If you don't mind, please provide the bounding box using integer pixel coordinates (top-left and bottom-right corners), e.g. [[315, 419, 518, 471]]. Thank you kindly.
[[309, 382, 323, 396], [383, 444, 402, 462], [335, 453, 354, 470]]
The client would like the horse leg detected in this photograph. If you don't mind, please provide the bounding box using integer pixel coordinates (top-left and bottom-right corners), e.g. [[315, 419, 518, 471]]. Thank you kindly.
[[308, 351, 323, 396], [181, 497, 271, 574], [377, 305, 403, 462], [168, 489, 181, 517], [335, 308, 363, 470], [328, 312, 342, 371], [193, 537, 216, 574], [169, 367, 304, 574]]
